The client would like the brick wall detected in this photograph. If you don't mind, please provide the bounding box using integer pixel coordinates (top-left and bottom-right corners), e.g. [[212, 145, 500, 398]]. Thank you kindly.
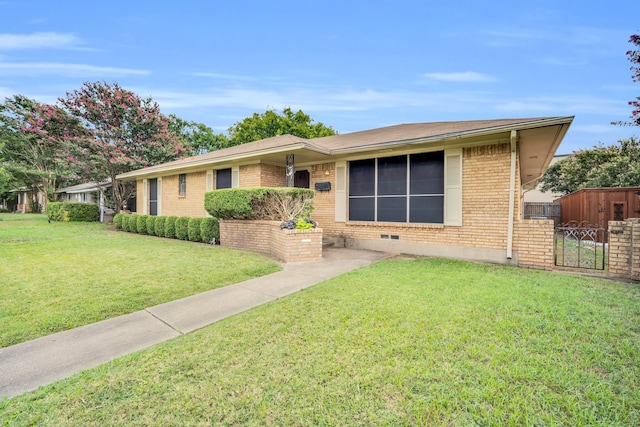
[[161, 171, 208, 217], [308, 143, 526, 264], [220, 219, 323, 262], [608, 219, 640, 281], [513, 219, 555, 270]]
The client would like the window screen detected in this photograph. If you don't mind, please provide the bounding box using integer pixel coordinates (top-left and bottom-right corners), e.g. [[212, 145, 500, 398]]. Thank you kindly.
[[216, 168, 232, 189]]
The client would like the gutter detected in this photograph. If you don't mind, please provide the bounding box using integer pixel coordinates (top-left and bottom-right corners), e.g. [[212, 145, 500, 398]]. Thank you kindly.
[[507, 130, 517, 260]]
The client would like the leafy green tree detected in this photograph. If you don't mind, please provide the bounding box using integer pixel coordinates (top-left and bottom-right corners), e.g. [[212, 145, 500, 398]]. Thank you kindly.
[[227, 107, 336, 146], [59, 81, 191, 210], [0, 95, 84, 210], [168, 114, 230, 154], [613, 34, 640, 127], [540, 137, 640, 195]]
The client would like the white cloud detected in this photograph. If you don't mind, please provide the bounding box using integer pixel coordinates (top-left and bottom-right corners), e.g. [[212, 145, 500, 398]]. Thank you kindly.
[[0, 62, 150, 77], [0, 32, 82, 50], [422, 71, 497, 83]]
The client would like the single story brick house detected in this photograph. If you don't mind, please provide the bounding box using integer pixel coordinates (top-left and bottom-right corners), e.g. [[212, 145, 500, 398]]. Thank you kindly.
[[55, 180, 114, 222], [117, 116, 573, 267]]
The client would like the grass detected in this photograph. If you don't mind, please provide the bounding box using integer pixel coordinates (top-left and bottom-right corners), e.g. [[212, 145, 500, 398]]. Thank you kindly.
[[2, 257, 639, 425], [0, 214, 281, 347]]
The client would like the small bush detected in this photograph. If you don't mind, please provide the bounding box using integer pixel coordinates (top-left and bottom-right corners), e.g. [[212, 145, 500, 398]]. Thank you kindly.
[[146, 216, 156, 236], [164, 216, 178, 238], [175, 217, 189, 240], [113, 213, 123, 229], [126, 214, 138, 232], [136, 215, 149, 234], [188, 218, 202, 242], [45, 202, 99, 222], [200, 217, 220, 243], [120, 214, 129, 231], [154, 216, 166, 237]]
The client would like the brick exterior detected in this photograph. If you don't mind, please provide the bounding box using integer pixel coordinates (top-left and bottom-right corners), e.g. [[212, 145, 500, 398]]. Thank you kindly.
[[161, 171, 208, 217], [132, 143, 557, 268], [220, 219, 323, 262], [608, 219, 640, 281]]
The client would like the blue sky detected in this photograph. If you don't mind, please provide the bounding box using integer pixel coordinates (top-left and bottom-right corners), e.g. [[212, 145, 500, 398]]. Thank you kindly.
[[0, 1, 638, 154]]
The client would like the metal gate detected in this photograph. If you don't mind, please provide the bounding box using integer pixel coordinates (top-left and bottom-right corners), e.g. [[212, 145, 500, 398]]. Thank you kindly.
[[554, 221, 607, 270]]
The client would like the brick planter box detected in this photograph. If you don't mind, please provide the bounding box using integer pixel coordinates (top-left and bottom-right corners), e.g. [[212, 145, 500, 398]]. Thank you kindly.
[[220, 219, 323, 262]]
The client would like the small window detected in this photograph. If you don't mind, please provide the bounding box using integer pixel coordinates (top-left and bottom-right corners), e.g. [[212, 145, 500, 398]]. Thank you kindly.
[[216, 168, 232, 189], [179, 174, 187, 196]]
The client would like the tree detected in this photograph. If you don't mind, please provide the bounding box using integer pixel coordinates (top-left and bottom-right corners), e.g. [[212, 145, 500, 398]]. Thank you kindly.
[[227, 107, 336, 146], [0, 95, 84, 210], [540, 137, 640, 195], [168, 114, 230, 154], [613, 34, 640, 127], [59, 81, 191, 210]]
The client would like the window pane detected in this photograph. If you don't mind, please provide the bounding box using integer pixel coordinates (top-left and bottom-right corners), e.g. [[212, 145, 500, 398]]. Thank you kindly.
[[349, 159, 375, 196], [216, 168, 232, 189], [410, 151, 444, 195], [378, 155, 407, 195], [179, 174, 186, 196], [410, 195, 444, 223], [349, 197, 375, 221], [378, 196, 407, 222]]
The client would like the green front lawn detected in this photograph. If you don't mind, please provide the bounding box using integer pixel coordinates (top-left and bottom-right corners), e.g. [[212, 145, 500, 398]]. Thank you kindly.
[[2, 257, 639, 425], [0, 214, 281, 347]]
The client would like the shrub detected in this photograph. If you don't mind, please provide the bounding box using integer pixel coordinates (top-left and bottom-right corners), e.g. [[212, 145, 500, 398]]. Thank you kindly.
[[136, 215, 149, 234], [154, 216, 166, 237], [46, 202, 99, 222], [126, 214, 138, 232], [200, 217, 220, 243], [188, 218, 202, 242], [204, 187, 314, 220], [113, 213, 123, 230], [146, 215, 156, 236], [175, 217, 189, 240], [164, 216, 177, 238]]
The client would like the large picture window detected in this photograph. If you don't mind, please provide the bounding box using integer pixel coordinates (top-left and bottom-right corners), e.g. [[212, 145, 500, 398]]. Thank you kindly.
[[348, 152, 444, 223]]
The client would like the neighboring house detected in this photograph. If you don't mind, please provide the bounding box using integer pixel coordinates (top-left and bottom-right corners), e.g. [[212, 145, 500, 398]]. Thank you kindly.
[[6, 187, 38, 213], [55, 181, 113, 222], [522, 154, 569, 203], [555, 187, 640, 229], [117, 116, 573, 266]]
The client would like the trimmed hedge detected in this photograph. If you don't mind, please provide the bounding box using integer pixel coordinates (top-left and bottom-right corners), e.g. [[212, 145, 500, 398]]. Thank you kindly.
[[204, 187, 314, 220], [114, 214, 219, 245], [136, 215, 149, 234], [154, 216, 166, 237], [188, 218, 202, 242], [113, 213, 123, 229], [200, 217, 220, 243], [46, 202, 99, 222], [175, 217, 189, 240], [164, 216, 177, 238], [146, 215, 156, 236]]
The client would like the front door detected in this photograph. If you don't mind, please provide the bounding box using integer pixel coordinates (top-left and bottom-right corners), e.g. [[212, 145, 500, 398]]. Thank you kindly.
[[149, 178, 158, 216]]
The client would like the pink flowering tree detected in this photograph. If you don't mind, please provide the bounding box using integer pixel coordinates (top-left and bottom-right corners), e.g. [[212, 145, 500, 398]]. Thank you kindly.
[[59, 81, 191, 211], [0, 95, 84, 210], [613, 34, 640, 127]]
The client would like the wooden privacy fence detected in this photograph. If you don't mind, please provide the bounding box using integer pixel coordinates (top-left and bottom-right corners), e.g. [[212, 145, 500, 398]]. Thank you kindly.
[[523, 202, 561, 224]]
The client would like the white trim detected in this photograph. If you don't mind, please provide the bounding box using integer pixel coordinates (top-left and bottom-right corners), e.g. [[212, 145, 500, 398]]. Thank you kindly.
[[232, 166, 240, 188], [157, 178, 163, 216], [142, 179, 148, 215]]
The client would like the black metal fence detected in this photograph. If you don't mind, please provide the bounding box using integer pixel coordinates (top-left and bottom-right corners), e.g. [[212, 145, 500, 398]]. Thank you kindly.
[[554, 221, 607, 270]]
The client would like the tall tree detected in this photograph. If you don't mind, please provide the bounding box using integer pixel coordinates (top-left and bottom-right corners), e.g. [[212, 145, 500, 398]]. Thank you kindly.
[[540, 137, 640, 195], [227, 107, 336, 146], [168, 114, 230, 154], [59, 81, 191, 210], [613, 34, 640, 127], [0, 95, 83, 210]]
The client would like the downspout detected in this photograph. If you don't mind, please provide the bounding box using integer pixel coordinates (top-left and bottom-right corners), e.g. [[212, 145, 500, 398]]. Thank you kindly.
[[507, 130, 517, 259]]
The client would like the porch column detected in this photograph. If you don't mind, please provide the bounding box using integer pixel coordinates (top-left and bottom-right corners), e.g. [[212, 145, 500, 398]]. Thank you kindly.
[[286, 154, 294, 187]]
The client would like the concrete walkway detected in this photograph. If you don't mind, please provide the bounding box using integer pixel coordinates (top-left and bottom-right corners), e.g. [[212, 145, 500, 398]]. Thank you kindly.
[[0, 247, 389, 399]]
